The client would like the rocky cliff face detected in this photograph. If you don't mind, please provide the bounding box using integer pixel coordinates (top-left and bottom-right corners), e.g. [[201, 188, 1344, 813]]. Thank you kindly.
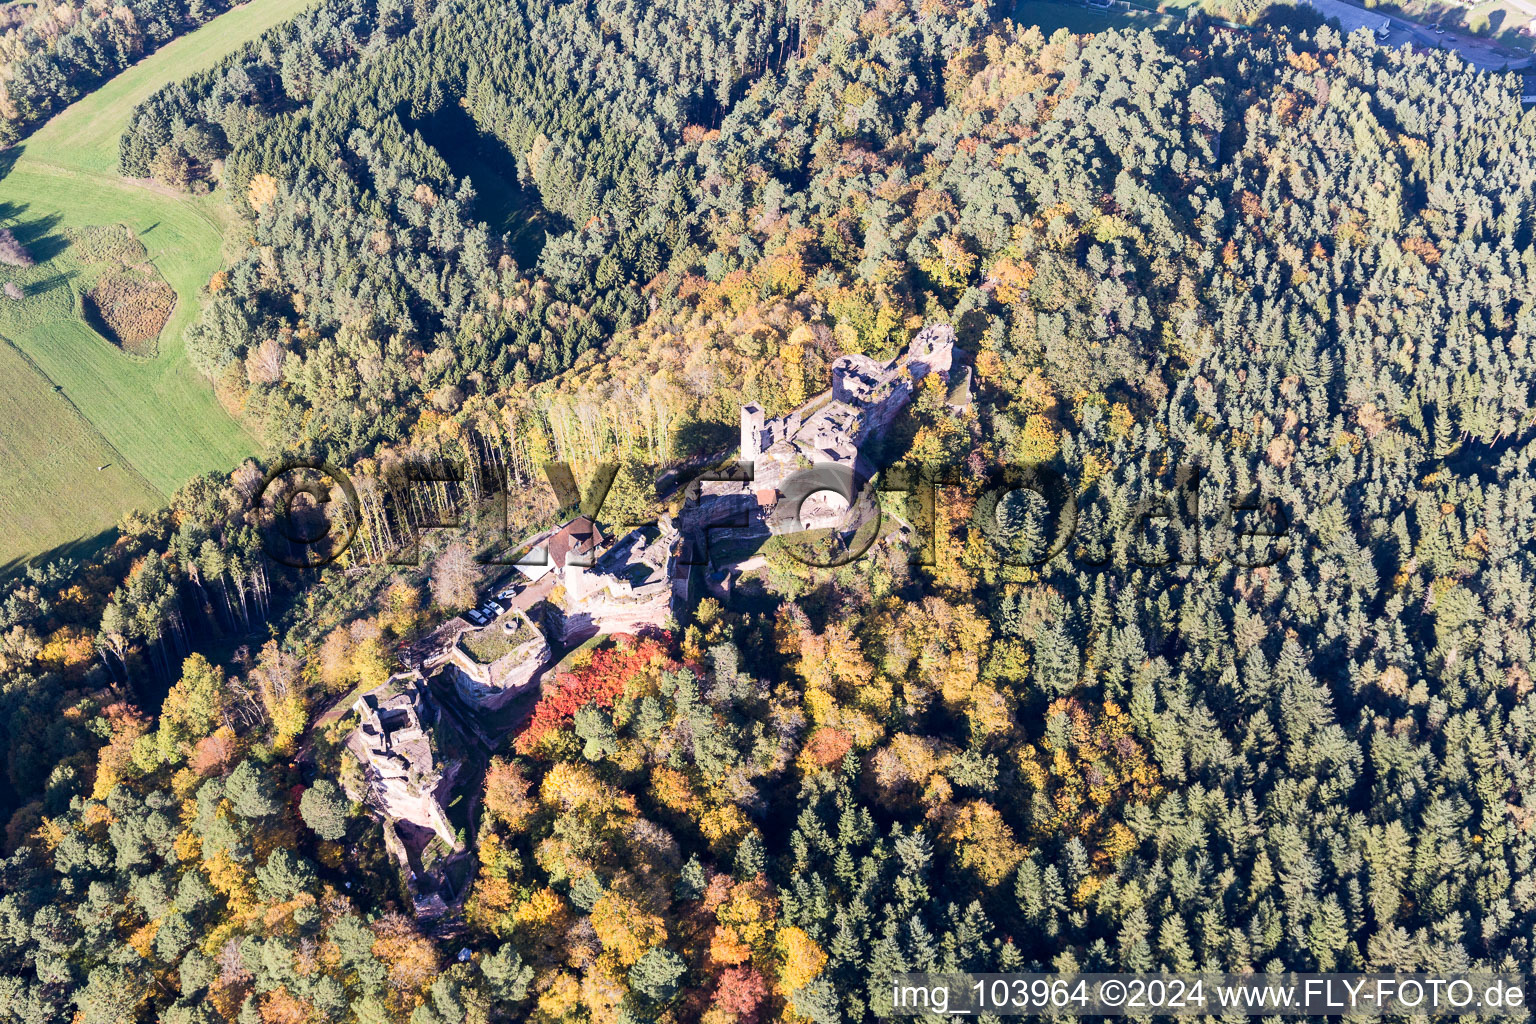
[[446, 636, 550, 711], [345, 677, 460, 850], [421, 607, 552, 711]]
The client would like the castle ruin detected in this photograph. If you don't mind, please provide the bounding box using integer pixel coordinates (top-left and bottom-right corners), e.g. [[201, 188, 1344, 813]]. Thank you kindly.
[[685, 324, 967, 538], [346, 676, 461, 852], [433, 607, 551, 710], [742, 323, 960, 498]]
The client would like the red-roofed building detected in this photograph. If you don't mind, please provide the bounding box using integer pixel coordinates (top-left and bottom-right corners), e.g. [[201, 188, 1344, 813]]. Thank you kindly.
[[518, 516, 607, 582]]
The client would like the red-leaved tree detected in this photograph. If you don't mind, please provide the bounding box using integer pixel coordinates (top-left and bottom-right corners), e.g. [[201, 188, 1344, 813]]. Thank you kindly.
[[515, 633, 674, 753], [714, 965, 769, 1021]]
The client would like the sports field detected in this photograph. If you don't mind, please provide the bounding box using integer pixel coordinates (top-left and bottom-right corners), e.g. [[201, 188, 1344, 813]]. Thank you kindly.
[[0, 0, 313, 572]]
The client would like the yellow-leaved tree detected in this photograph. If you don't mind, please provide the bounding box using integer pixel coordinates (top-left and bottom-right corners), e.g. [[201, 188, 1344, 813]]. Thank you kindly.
[[247, 173, 279, 212]]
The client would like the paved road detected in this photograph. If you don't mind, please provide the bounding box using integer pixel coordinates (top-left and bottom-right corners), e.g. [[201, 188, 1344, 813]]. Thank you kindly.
[[1302, 0, 1532, 69], [507, 574, 556, 614], [1372, 5, 1528, 69]]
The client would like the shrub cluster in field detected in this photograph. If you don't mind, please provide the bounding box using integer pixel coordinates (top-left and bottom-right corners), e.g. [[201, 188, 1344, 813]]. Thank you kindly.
[[83, 268, 176, 356], [0, 224, 173, 353], [69, 225, 176, 355], [70, 224, 151, 265]]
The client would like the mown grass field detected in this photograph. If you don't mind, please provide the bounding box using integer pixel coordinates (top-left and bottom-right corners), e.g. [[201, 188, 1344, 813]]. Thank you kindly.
[[0, 338, 166, 565], [0, 0, 314, 571]]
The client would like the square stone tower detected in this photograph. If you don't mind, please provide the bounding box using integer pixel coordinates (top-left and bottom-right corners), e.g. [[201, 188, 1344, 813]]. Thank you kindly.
[[741, 402, 765, 463]]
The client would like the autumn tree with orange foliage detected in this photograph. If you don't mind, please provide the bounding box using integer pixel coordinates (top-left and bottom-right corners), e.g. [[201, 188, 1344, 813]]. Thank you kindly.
[[1016, 697, 1159, 865], [515, 634, 675, 754]]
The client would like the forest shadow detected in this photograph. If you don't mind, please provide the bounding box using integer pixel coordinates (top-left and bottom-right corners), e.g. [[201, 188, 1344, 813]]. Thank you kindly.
[[0, 525, 119, 583], [79, 293, 123, 349], [1437, 420, 1536, 480], [0, 204, 81, 308], [1253, 1, 1325, 33], [0, 204, 70, 264], [672, 418, 739, 462], [409, 103, 570, 270]]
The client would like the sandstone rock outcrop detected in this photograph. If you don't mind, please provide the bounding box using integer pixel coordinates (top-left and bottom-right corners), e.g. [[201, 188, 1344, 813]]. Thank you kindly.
[[436, 607, 551, 710], [346, 676, 460, 850]]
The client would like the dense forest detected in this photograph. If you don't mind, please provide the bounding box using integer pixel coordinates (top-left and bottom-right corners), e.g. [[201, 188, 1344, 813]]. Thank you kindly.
[[0, 0, 238, 145], [3, 0, 1536, 1020]]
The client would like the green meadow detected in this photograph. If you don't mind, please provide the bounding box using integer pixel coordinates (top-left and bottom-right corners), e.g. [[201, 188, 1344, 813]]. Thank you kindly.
[[0, 0, 314, 572]]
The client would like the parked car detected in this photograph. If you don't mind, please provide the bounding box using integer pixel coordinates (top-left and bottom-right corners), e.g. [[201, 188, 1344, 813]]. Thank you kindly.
[[497, 586, 516, 600], [465, 610, 486, 626]]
